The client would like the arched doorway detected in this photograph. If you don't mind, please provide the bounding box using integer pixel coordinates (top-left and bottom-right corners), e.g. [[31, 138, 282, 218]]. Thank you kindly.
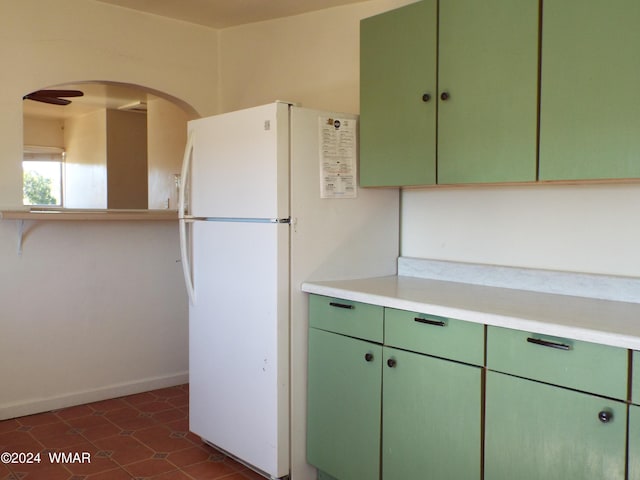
[[22, 81, 197, 210]]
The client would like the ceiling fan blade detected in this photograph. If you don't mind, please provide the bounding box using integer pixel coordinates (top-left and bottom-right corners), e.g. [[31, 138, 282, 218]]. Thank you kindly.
[[23, 94, 71, 105], [23, 88, 83, 105], [32, 89, 84, 98]]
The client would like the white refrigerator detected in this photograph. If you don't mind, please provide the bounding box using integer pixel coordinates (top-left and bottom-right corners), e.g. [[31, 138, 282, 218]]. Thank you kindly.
[[179, 102, 399, 480]]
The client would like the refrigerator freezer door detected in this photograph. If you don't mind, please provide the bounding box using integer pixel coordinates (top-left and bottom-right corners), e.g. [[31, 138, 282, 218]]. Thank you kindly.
[[189, 220, 289, 478], [188, 102, 290, 220]]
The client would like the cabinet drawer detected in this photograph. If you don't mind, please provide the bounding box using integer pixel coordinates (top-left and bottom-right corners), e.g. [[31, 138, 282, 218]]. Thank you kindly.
[[487, 326, 627, 399], [384, 308, 484, 365], [309, 294, 383, 343]]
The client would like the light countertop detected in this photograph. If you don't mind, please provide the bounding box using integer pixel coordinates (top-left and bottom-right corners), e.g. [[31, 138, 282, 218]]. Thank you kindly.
[[302, 275, 640, 350], [0, 209, 178, 221]]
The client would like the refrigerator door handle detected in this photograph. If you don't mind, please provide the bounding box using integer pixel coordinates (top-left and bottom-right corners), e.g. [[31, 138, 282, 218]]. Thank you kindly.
[[179, 218, 196, 305], [179, 130, 195, 218], [179, 132, 196, 305]]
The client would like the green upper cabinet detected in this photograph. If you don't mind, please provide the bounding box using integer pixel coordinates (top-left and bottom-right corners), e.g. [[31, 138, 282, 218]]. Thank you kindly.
[[359, 0, 538, 187], [539, 0, 640, 181], [437, 0, 538, 184], [360, 0, 437, 187]]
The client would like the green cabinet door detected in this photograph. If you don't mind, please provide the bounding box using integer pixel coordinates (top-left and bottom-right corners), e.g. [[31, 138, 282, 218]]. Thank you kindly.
[[633, 351, 640, 405], [629, 405, 640, 480], [539, 0, 640, 180], [437, 0, 538, 184], [360, 0, 437, 187], [307, 327, 382, 480], [485, 371, 626, 480], [360, 0, 538, 187], [382, 347, 482, 480]]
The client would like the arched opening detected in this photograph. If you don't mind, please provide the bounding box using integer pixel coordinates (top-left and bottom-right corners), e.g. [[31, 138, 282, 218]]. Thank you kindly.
[[22, 81, 197, 210]]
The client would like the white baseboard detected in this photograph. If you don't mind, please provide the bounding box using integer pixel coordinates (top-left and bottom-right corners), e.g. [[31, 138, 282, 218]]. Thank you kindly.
[[0, 371, 189, 420]]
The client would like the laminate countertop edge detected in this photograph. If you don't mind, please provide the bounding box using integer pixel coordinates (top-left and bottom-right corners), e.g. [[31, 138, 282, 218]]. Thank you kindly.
[[0, 210, 178, 221], [302, 275, 640, 351]]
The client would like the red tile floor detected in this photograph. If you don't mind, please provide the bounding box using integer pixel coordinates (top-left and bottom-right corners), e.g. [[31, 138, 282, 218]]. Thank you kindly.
[[0, 385, 265, 480]]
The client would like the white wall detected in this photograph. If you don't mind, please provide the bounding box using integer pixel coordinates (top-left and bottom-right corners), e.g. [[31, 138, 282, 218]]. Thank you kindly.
[[0, 221, 186, 419], [64, 110, 108, 209], [147, 98, 190, 210], [23, 116, 65, 148], [0, 0, 219, 419], [402, 184, 640, 277], [219, 0, 414, 114]]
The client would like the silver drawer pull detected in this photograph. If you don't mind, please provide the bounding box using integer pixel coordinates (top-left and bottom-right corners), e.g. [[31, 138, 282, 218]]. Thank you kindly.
[[329, 302, 354, 310], [526, 337, 571, 351], [414, 317, 446, 327]]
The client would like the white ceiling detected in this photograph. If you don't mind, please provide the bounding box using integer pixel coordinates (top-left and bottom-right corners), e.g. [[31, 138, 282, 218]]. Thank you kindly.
[[93, 0, 368, 29]]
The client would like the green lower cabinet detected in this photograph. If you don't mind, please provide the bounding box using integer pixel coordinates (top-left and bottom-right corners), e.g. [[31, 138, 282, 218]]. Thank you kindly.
[[317, 471, 339, 480], [632, 351, 640, 405], [485, 371, 627, 480], [307, 327, 382, 480], [629, 405, 640, 480], [382, 347, 482, 479]]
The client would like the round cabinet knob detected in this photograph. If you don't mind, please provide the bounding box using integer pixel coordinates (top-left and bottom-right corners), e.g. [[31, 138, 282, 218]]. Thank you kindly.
[[422, 93, 431, 103], [598, 410, 613, 423], [364, 353, 374, 362], [387, 358, 397, 368], [440, 91, 450, 101]]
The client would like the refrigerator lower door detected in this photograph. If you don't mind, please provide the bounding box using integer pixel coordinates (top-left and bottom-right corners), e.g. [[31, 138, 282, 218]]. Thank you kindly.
[[189, 220, 290, 479]]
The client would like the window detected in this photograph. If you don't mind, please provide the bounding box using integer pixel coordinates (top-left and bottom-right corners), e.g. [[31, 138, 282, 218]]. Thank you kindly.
[[23, 146, 64, 207]]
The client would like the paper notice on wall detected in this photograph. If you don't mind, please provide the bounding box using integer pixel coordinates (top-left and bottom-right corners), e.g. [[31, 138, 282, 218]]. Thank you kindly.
[[319, 117, 357, 198]]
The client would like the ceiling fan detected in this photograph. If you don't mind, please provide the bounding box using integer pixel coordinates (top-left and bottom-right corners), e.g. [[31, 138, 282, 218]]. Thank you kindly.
[[23, 89, 84, 106]]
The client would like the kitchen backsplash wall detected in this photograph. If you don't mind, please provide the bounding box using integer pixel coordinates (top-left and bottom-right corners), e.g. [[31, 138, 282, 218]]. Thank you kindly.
[[402, 184, 640, 278]]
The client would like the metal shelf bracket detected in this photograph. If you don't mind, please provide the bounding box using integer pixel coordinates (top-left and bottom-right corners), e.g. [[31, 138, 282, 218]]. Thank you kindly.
[[17, 219, 24, 256]]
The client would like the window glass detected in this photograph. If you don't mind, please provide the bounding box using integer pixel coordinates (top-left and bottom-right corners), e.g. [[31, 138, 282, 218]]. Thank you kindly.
[[23, 147, 64, 206]]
